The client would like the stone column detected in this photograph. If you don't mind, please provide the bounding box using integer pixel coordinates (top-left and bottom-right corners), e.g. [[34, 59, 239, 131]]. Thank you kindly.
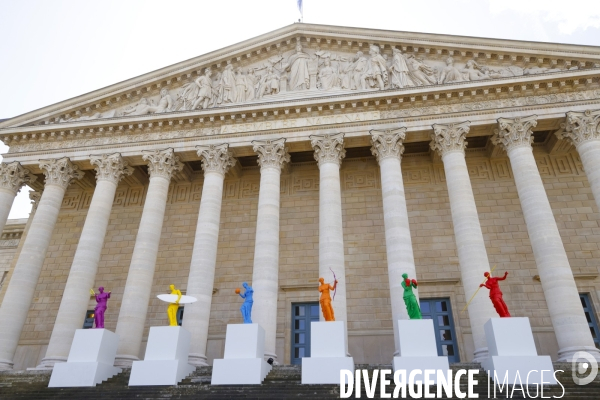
[[182, 144, 236, 367], [114, 149, 183, 367], [0, 157, 83, 370], [251, 139, 290, 363], [0, 162, 35, 235], [39, 154, 133, 368], [370, 128, 418, 356], [559, 109, 600, 213], [310, 133, 348, 325], [492, 115, 600, 361], [430, 122, 497, 362]]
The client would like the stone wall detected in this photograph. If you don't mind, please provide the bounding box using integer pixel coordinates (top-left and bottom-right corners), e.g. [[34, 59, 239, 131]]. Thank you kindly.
[[6, 147, 600, 369]]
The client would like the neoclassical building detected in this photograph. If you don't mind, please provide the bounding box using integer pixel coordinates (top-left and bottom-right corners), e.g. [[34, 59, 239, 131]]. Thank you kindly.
[[1, 23, 600, 371]]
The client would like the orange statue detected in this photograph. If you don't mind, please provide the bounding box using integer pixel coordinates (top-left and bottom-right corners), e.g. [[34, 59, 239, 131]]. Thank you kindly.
[[318, 277, 338, 321]]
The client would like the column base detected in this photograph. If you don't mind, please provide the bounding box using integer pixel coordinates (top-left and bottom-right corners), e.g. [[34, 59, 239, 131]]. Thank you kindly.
[[33, 356, 67, 370], [557, 346, 600, 362], [114, 354, 139, 368], [0, 359, 14, 371], [472, 347, 489, 363], [188, 353, 209, 367]]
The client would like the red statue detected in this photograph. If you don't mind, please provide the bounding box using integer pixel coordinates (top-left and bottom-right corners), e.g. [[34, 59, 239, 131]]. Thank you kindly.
[[479, 271, 511, 318]]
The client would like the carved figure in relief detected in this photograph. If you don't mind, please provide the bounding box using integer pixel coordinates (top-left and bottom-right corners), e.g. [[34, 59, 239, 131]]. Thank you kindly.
[[347, 51, 368, 90], [318, 58, 339, 90], [438, 56, 464, 84], [367, 44, 388, 90], [462, 60, 489, 81], [218, 64, 237, 104], [192, 68, 214, 110], [318, 277, 337, 321], [481, 65, 524, 79], [122, 98, 153, 116], [257, 66, 281, 98], [523, 66, 563, 75], [406, 55, 437, 86], [90, 287, 111, 329], [479, 271, 511, 318], [285, 43, 310, 90], [245, 69, 260, 101], [390, 48, 414, 89], [401, 274, 422, 319], [234, 68, 247, 103]]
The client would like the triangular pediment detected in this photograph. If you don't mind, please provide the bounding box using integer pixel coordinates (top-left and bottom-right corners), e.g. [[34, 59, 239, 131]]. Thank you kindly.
[[1, 23, 599, 131]]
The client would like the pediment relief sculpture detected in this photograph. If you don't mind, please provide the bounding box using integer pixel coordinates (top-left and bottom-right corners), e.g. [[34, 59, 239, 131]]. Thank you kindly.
[[26, 33, 597, 128]]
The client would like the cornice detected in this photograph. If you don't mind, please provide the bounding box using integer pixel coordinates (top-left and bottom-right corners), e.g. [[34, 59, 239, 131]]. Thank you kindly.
[[1, 23, 599, 130]]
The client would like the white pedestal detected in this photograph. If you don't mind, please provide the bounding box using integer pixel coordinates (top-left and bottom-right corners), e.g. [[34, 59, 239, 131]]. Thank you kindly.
[[392, 320, 450, 384], [211, 324, 272, 385], [48, 329, 122, 387], [301, 321, 354, 384], [128, 326, 195, 386], [481, 318, 556, 385]]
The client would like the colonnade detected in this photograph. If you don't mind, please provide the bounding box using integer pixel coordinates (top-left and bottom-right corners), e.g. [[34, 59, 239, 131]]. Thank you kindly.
[[0, 111, 600, 370]]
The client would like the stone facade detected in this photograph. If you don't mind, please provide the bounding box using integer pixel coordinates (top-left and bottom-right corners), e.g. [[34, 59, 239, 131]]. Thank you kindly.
[[0, 23, 600, 371]]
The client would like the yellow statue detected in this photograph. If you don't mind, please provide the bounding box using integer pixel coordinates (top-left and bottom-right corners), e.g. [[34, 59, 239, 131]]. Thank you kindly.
[[168, 284, 182, 326], [318, 277, 337, 321]]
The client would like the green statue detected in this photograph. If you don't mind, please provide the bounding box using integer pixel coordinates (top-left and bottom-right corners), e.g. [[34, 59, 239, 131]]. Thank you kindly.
[[401, 273, 422, 319]]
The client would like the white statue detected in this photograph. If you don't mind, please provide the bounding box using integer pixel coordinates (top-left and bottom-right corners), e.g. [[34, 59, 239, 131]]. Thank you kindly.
[[245, 69, 260, 101], [406, 55, 437, 86], [218, 64, 237, 104], [367, 44, 388, 90], [317, 58, 339, 90], [175, 68, 213, 110], [122, 98, 161, 116], [234, 68, 247, 103], [286, 44, 310, 91], [390, 48, 414, 89], [347, 51, 368, 90], [438, 56, 464, 84], [257, 66, 280, 98], [462, 60, 489, 81]]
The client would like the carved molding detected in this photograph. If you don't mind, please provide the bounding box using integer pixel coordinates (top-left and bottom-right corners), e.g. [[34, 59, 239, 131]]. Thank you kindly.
[[39, 157, 84, 190], [141, 148, 184, 180], [430, 121, 471, 156], [0, 162, 36, 195], [558, 109, 600, 147], [90, 153, 134, 184], [370, 128, 406, 163], [29, 190, 42, 213], [310, 133, 346, 167], [196, 143, 236, 176], [492, 115, 538, 152], [252, 138, 290, 171]]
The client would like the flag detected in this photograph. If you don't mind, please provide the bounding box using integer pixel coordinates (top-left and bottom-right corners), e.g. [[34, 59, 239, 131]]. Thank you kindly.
[[297, 0, 303, 21]]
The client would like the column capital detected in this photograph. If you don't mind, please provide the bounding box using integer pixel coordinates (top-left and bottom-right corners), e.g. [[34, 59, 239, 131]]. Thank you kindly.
[[252, 138, 290, 171], [370, 128, 406, 163], [196, 143, 236, 176], [430, 121, 471, 156], [90, 153, 134, 184], [39, 157, 84, 190], [492, 115, 538, 152], [142, 148, 183, 180], [0, 162, 36, 195], [310, 133, 345, 167], [558, 109, 600, 147]]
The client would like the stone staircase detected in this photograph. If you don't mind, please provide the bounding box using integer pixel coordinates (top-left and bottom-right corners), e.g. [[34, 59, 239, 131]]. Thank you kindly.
[[1, 363, 599, 399]]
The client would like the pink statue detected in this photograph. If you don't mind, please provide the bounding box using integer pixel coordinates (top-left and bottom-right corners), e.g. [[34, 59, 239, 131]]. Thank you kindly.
[[479, 272, 511, 318], [92, 287, 111, 329]]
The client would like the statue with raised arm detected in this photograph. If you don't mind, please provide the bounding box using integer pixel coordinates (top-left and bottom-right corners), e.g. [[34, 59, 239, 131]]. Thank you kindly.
[[167, 284, 182, 326], [318, 277, 338, 321], [401, 273, 422, 319], [285, 43, 310, 91], [91, 287, 111, 329], [236, 282, 254, 323], [480, 271, 511, 318]]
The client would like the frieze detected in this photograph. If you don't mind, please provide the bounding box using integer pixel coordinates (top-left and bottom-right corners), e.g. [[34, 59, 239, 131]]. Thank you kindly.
[[6, 89, 600, 155]]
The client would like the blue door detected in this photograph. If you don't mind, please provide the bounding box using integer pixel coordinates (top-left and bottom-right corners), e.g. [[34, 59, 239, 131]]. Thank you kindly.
[[580, 294, 600, 349], [420, 298, 460, 363], [291, 302, 320, 365]]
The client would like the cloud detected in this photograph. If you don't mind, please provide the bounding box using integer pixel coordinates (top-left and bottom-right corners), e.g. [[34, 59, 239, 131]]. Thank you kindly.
[[489, 0, 600, 34]]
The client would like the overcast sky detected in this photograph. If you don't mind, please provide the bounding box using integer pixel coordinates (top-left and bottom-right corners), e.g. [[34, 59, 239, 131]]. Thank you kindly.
[[1, 0, 599, 219]]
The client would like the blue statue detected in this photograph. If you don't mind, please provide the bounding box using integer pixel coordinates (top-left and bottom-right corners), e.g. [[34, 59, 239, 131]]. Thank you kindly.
[[236, 282, 253, 323]]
